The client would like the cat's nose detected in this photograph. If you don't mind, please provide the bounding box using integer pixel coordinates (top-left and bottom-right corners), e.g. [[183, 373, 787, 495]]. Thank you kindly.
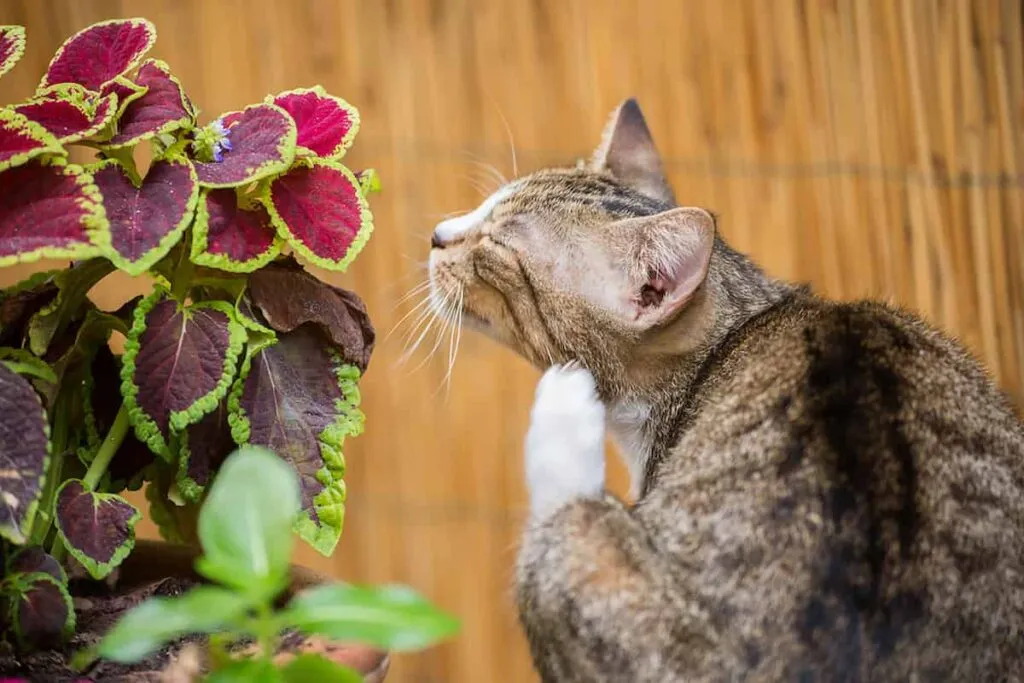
[[430, 231, 445, 249]]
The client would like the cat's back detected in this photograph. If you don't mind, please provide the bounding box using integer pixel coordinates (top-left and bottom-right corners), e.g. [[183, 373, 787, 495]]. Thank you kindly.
[[642, 295, 1024, 681]]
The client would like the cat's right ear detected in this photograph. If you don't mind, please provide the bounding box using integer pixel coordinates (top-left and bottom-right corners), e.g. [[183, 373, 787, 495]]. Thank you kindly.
[[590, 98, 675, 205]]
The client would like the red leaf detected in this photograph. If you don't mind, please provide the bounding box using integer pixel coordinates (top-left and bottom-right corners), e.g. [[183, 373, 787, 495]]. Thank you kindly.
[[0, 161, 104, 266], [12, 91, 116, 144], [99, 75, 148, 119], [91, 158, 198, 275], [266, 159, 373, 272], [270, 86, 360, 158], [190, 188, 280, 272], [6, 548, 65, 584], [193, 103, 296, 188], [0, 25, 26, 78], [105, 59, 193, 148], [39, 17, 156, 91], [0, 108, 63, 172]]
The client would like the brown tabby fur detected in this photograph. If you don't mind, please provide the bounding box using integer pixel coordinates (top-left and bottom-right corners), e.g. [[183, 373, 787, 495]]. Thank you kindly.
[[427, 99, 1024, 682]]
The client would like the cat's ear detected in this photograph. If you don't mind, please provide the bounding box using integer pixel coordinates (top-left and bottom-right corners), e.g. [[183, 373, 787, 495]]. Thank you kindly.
[[615, 207, 715, 328], [591, 98, 675, 205]]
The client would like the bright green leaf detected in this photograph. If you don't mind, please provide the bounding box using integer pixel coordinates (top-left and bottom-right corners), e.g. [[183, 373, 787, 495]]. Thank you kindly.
[[206, 657, 283, 683], [280, 653, 362, 683], [96, 585, 252, 663], [196, 445, 300, 598], [283, 584, 460, 652]]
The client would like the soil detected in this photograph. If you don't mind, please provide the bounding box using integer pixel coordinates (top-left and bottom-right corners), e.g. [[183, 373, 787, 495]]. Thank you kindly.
[[0, 575, 203, 682], [0, 573, 390, 682]]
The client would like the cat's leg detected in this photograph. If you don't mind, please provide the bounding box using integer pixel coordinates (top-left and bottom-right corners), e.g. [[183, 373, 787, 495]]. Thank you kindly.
[[516, 366, 719, 683]]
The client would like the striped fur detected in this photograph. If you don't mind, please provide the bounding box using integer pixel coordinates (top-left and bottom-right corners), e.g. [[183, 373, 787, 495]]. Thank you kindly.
[[427, 100, 1024, 682]]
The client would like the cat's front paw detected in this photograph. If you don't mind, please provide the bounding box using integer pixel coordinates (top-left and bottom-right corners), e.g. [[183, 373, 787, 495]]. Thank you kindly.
[[525, 364, 606, 519]]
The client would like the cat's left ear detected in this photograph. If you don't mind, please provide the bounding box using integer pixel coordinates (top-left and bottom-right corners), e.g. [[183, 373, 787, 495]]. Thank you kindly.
[[591, 98, 675, 205], [615, 207, 715, 329]]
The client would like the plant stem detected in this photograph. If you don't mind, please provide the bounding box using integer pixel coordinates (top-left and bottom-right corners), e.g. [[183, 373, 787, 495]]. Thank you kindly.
[[83, 403, 130, 491], [171, 236, 195, 301], [30, 393, 71, 545]]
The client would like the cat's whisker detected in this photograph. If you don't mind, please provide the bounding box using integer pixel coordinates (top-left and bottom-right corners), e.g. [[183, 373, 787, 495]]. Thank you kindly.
[[386, 291, 434, 341], [410, 285, 460, 373], [469, 159, 508, 189], [482, 89, 520, 179], [460, 173, 491, 198], [392, 280, 432, 308], [442, 288, 465, 393]]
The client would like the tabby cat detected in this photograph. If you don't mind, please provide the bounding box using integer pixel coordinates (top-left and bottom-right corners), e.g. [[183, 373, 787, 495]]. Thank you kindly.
[[427, 99, 1024, 682]]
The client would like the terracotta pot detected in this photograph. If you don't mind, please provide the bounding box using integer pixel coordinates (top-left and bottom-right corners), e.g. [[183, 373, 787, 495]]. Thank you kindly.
[[0, 540, 389, 682]]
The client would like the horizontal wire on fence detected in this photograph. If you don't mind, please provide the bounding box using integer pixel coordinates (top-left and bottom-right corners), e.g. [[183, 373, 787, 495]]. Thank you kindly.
[[356, 137, 1024, 189]]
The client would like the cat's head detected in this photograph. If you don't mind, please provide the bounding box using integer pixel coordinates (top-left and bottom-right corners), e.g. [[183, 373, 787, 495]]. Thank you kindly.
[[427, 99, 718, 378]]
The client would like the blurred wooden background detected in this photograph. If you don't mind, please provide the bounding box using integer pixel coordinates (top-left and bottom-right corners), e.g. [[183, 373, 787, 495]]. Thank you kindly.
[[1, 1, 1022, 681]]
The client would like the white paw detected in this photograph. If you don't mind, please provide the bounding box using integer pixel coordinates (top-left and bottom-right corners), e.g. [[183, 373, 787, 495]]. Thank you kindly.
[[525, 365, 606, 519]]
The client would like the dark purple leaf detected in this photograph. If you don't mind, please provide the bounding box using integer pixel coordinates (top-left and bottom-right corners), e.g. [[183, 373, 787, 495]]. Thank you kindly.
[[39, 17, 156, 91], [6, 547, 65, 583], [6, 572, 74, 650], [91, 158, 198, 275], [55, 479, 141, 579], [270, 86, 360, 158], [249, 261, 374, 372], [190, 188, 281, 272], [193, 103, 296, 188], [0, 25, 26, 78], [265, 159, 373, 272], [229, 326, 364, 555], [176, 400, 233, 502], [122, 292, 245, 458], [13, 91, 116, 144], [0, 108, 64, 172], [0, 161, 105, 266], [105, 59, 194, 148], [0, 364, 50, 544], [0, 271, 58, 347]]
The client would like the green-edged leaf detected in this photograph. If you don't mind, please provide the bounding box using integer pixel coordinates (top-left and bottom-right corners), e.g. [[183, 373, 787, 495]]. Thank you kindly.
[[0, 160, 106, 267], [104, 59, 194, 149], [0, 107, 64, 172], [91, 158, 199, 276], [195, 445, 300, 598], [190, 188, 282, 273], [99, 75, 148, 122], [284, 583, 460, 652], [0, 348, 58, 384], [249, 260, 374, 372], [39, 17, 156, 91], [121, 290, 245, 458], [5, 571, 75, 649], [207, 658, 283, 683], [0, 25, 26, 78], [175, 399, 233, 502], [96, 585, 251, 663], [54, 480, 141, 580], [268, 85, 360, 159], [0, 364, 50, 544], [228, 326, 363, 556], [192, 103, 296, 188], [265, 158, 373, 272], [26, 258, 114, 357], [355, 168, 381, 195], [13, 89, 117, 145], [281, 654, 361, 683]]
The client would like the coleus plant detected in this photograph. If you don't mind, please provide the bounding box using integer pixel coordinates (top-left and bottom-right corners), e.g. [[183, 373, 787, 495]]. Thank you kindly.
[[0, 18, 378, 651]]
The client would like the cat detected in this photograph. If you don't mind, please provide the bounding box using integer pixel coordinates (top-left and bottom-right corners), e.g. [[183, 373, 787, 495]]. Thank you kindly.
[[426, 99, 1024, 682]]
